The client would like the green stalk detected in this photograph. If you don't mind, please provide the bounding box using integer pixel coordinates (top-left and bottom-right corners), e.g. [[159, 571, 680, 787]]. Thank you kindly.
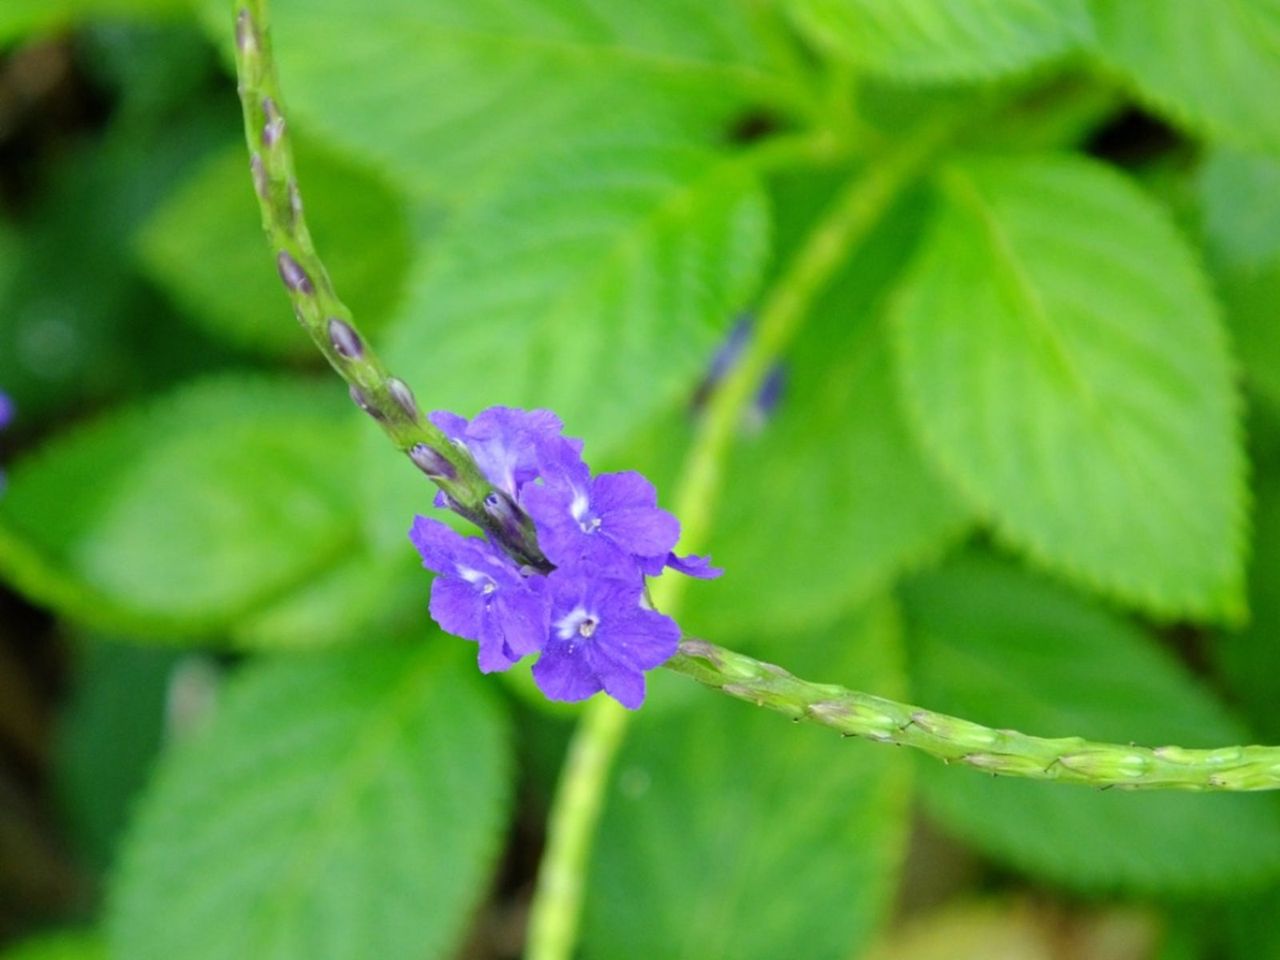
[[524, 122, 954, 960], [231, 1, 549, 571], [669, 640, 1280, 791]]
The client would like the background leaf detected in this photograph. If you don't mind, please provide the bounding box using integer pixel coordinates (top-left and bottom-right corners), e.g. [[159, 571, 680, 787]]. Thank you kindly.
[[107, 642, 511, 960], [137, 141, 412, 358], [364, 138, 770, 551], [0, 0, 182, 45], [904, 553, 1280, 894], [54, 640, 180, 869], [582, 599, 910, 960], [684, 185, 970, 637], [892, 154, 1245, 621], [1217, 436, 1280, 742], [0, 932, 104, 960], [787, 0, 1091, 82], [0, 375, 358, 634], [1198, 148, 1280, 409], [1089, 0, 1280, 154], [266, 0, 791, 198]]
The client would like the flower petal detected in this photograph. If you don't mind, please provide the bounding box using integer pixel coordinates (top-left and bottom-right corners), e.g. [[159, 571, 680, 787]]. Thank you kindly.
[[532, 644, 603, 703], [409, 515, 471, 574], [429, 576, 484, 641], [665, 552, 723, 580]]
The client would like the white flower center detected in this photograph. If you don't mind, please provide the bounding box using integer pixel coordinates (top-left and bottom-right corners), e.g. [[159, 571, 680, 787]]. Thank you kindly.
[[556, 606, 600, 641], [457, 564, 496, 595]]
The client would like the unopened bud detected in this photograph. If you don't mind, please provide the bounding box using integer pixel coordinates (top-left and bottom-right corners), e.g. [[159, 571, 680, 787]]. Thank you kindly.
[[327, 318, 363, 359], [276, 252, 313, 294], [408, 443, 455, 479]]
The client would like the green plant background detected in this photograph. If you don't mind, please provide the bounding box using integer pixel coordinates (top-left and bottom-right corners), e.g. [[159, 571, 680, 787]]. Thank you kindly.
[[1, 1, 1279, 958]]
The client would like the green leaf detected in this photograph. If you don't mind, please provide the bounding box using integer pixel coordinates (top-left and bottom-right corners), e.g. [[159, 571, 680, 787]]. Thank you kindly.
[[1217, 470, 1280, 742], [137, 141, 412, 358], [892, 154, 1245, 622], [787, 0, 1091, 82], [583, 599, 910, 960], [1089, 0, 1280, 154], [107, 642, 512, 960], [0, 108, 232, 418], [55, 640, 180, 868], [904, 553, 1280, 894], [231, 552, 424, 650], [364, 138, 770, 552], [0, 375, 358, 635], [267, 0, 791, 197], [0, 932, 104, 960], [1198, 148, 1280, 408], [685, 184, 970, 637], [1224, 887, 1280, 959], [0, 0, 183, 45]]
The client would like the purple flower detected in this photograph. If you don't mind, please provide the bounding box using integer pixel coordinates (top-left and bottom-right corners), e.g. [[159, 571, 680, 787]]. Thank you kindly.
[[0, 392, 11, 492], [692, 315, 785, 423], [523, 441, 680, 571], [409, 516, 549, 673], [661, 552, 723, 580], [430, 406, 573, 500], [532, 570, 680, 709], [409, 403, 723, 709]]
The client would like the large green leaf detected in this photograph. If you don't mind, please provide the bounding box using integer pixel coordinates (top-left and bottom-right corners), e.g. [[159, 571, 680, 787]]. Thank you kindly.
[[55, 641, 180, 869], [0, 376, 358, 635], [0, 0, 182, 45], [1089, 0, 1280, 154], [1199, 149, 1280, 408], [905, 554, 1280, 894], [137, 141, 412, 358], [364, 138, 769, 551], [0, 108, 232, 419], [107, 642, 511, 960], [267, 0, 791, 197], [788, 0, 1091, 81], [892, 154, 1245, 622], [583, 599, 910, 960], [1217, 470, 1280, 742], [0, 932, 104, 960], [684, 185, 969, 637]]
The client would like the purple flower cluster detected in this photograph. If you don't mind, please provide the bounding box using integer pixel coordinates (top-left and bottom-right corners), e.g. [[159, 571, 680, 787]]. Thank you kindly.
[[409, 406, 720, 709]]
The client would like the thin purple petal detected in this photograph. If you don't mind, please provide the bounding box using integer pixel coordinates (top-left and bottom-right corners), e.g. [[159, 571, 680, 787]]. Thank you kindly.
[[665, 552, 723, 580]]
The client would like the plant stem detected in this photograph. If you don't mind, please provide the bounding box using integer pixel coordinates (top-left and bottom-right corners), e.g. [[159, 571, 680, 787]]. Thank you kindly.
[[668, 640, 1280, 791], [524, 119, 954, 960], [230, 0, 549, 571], [230, 11, 1280, 960]]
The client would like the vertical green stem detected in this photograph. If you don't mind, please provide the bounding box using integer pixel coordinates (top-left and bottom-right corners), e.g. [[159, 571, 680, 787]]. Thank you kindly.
[[524, 119, 955, 960]]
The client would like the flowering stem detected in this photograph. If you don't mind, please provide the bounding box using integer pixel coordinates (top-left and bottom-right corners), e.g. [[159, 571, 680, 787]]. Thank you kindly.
[[669, 640, 1280, 791], [525, 120, 957, 960], [230, 0, 549, 571], [228, 8, 1280, 960]]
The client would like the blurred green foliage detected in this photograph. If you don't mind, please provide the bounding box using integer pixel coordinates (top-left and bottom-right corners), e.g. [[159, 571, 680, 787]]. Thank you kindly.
[[0, 1, 1279, 959]]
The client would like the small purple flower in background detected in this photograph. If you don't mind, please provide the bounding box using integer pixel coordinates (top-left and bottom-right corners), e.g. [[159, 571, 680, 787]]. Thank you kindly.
[[409, 404, 721, 708], [0, 392, 13, 491], [692, 314, 786, 428], [533, 571, 680, 710], [410, 516, 548, 673]]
